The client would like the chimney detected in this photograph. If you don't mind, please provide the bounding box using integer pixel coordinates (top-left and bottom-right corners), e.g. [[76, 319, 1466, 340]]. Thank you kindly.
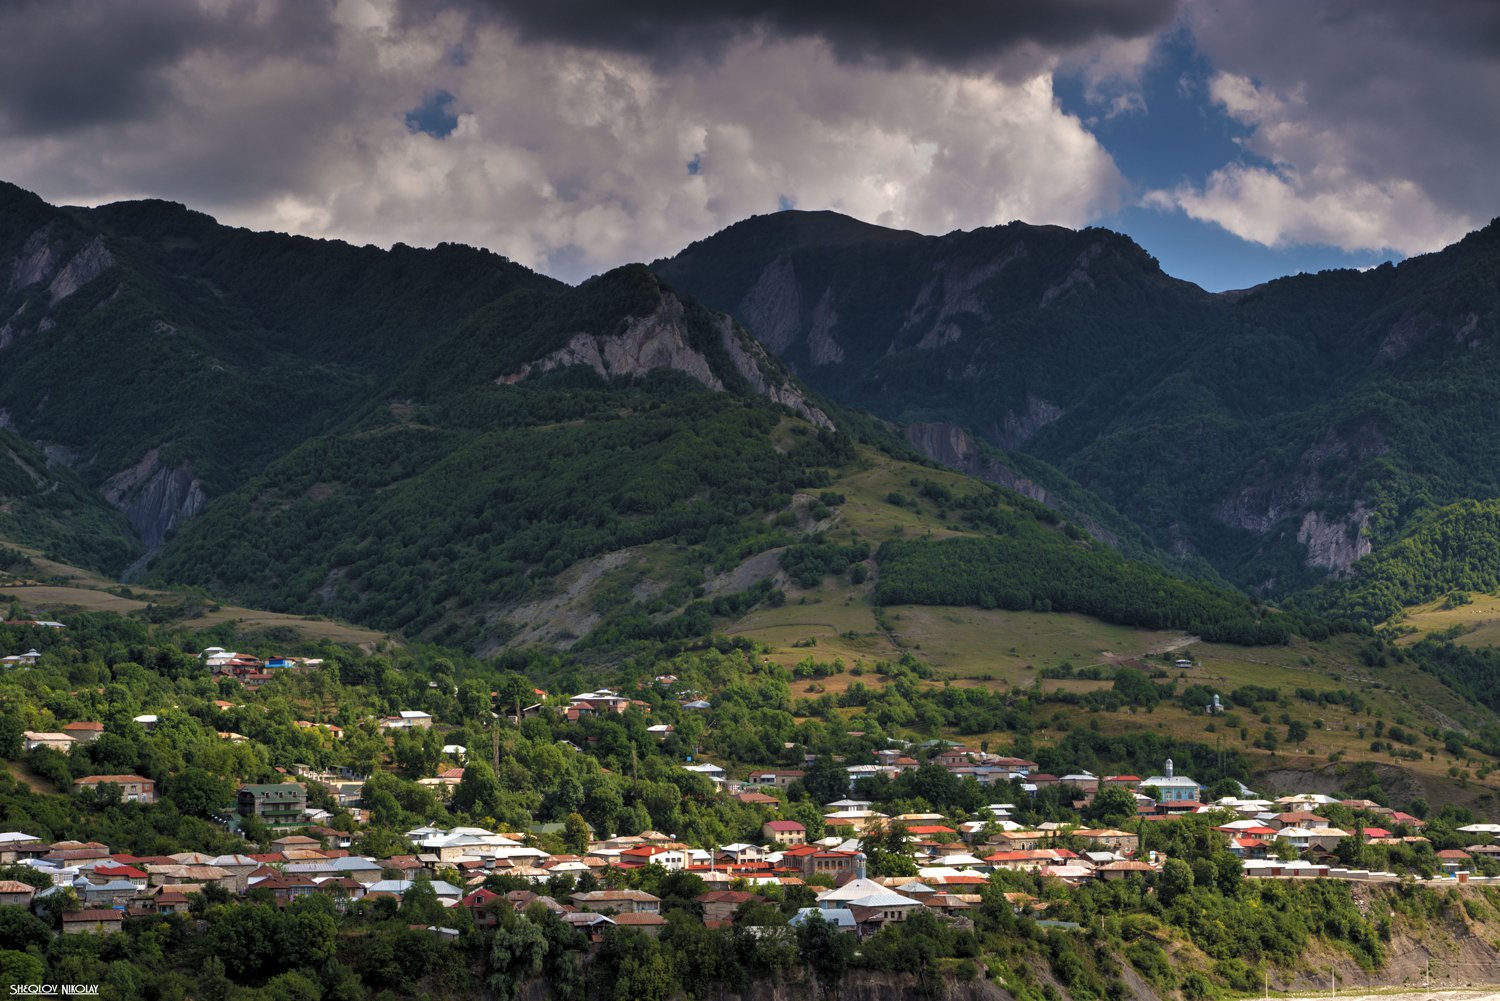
[[855, 852, 867, 880], [1165, 758, 1174, 779]]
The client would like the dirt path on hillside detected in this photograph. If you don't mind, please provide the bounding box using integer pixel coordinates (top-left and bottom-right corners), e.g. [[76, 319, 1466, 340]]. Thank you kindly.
[[7, 759, 55, 794]]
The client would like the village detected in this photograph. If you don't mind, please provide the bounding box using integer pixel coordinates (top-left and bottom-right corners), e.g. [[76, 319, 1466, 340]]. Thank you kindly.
[[10, 668, 1500, 943]]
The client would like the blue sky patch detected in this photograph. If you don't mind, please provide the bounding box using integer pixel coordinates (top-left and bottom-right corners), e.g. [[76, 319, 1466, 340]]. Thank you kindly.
[[404, 90, 459, 139]]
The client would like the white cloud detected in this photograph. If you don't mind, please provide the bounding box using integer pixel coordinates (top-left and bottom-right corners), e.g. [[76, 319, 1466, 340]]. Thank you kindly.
[[1148, 0, 1499, 255], [0, 5, 1126, 282]]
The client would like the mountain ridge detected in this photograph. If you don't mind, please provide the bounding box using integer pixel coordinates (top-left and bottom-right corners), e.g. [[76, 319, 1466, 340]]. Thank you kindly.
[[654, 208, 1500, 596]]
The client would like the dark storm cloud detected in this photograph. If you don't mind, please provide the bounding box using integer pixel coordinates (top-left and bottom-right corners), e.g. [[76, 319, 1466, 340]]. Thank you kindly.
[[0, 0, 337, 136], [430, 0, 1179, 68]]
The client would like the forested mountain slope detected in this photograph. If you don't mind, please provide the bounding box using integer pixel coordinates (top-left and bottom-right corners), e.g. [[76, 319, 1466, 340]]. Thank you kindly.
[[0, 181, 558, 567], [655, 211, 1500, 595]]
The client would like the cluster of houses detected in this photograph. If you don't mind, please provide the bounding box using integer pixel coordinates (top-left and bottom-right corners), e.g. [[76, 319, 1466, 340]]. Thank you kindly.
[[565, 687, 710, 723], [203, 648, 322, 689], [8, 759, 1497, 942]]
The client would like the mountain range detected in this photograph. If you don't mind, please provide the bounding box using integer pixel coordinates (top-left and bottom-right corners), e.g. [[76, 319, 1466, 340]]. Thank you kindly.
[[655, 209, 1500, 595], [2, 180, 1498, 648]]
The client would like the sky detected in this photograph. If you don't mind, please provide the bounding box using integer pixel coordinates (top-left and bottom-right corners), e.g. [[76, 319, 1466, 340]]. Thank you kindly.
[[0, 0, 1495, 291]]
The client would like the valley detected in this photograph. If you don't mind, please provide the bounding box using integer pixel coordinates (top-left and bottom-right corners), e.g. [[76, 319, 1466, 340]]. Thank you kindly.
[[2, 184, 1500, 1001]]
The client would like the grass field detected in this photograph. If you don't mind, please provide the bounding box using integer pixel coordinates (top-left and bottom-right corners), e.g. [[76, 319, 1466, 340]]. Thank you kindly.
[[1390, 592, 1500, 648], [1, 540, 395, 649]]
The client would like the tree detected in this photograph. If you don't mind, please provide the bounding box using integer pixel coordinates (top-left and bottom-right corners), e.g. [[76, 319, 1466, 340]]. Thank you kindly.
[[490, 914, 549, 1001], [0, 907, 50, 952], [797, 912, 855, 1000], [0, 948, 43, 996], [453, 759, 504, 820], [1083, 785, 1138, 827], [399, 879, 447, 927], [614, 948, 676, 1001], [169, 767, 231, 818], [801, 757, 850, 805], [563, 812, 592, 854], [1157, 858, 1194, 905]]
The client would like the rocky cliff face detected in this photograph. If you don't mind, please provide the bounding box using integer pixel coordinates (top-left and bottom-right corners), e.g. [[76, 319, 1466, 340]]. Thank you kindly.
[[9, 224, 64, 291], [1297, 505, 1373, 573], [101, 449, 206, 548], [905, 421, 1117, 546], [47, 236, 114, 304], [1216, 427, 1386, 574], [3, 226, 116, 354], [503, 291, 835, 430], [737, 255, 803, 353]]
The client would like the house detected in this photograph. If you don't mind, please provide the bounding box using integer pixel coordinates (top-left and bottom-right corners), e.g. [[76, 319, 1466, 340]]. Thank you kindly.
[[62, 909, 125, 936], [1070, 829, 1140, 853], [1095, 860, 1156, 880], [133, 714, 160, 731], [1, 649, 42, 667], [748, 770, 805, 789], [237, 783, 308, 828], [717, 844, 767, 865], [73, 775, 156, 804], [24, 731, 75, 754], [822, 809, 886, 834], [0, 880, 36, 907], [736, 791, 779, 806], [562, 911, 615, 946], [382, 711, 433, 730], [571, 889, 661, 915], [0, 832, 46, 864], [682, 762, 726, 785], [612, 912, 669, 936], [698, 890, 764, 922], [418, 768, 465, 797], [1138, 760, 1200, 803], [762, 820, 806, 846], [61, 721, 104, 743], [618, 845, 691, 871], [252, 874, 320, 905], [798, 850, 863, 880], [790, 906, 857, 933]]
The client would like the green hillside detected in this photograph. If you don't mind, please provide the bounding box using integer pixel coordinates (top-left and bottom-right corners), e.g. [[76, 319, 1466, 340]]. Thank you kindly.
[[1303, 498, 1500, 624]]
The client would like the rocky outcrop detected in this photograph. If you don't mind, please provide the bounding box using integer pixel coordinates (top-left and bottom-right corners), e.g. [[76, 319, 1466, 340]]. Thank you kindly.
[[1216, 427, 1386, 573], [1040, 240, 1102, 307], [502, 294, 724, 389], [906, 245, 1023, 350], [999, 395, 1064, 449], [905, 420, 1117, 546], [737, 255, 803, 353], [1297, 504, 1372, 574], [1377, 309, 1482, 362], [48, 236, 114, 304], [8, 225, 63, 291], [501, 291, 835, 430], [101, 449, 206, 548], [717, 317, 835, 429], [806, 287, 843, 365]]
